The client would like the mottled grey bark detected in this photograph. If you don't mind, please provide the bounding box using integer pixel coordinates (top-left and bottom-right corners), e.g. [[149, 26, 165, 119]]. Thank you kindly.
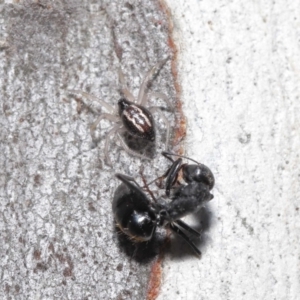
[[0, 1, 178, 299]]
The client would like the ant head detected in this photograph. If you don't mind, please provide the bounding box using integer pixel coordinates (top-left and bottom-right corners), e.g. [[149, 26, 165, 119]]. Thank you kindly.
[[182, 163, 215, 190]]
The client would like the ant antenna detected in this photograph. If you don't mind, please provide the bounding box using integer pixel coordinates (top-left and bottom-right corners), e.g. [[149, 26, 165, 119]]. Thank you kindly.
[[162, 151, 200, 165]]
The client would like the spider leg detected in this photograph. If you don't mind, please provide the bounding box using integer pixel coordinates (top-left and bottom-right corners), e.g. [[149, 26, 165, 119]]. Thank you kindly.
[[138, 57, 169, 106], [104, 124, 122, 166], [149, 106, 170, 151], [90, 113, 120, 143], [68, 90, 115, 113], [169, 223, 201, 257], [118, 67, 136, 103], [148, 91, 174, 112]]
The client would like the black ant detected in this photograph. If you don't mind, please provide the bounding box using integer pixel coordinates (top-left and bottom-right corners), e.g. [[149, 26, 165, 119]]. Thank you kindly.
[[112, 152, 214, 257], [69, 58, 172, 166]]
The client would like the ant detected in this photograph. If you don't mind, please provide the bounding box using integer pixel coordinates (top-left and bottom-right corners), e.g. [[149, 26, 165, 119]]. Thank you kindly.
[[112, 152, 215, 257], [69, 58, 172, 166]]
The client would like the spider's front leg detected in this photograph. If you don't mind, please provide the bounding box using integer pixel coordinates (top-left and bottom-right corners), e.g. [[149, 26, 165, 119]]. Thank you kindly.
[[90, 113, 120, 144], [103, 123, 122, 166], [149, 106, 170, 151], [68, 90, 115, 113], [118, 68, 136, 103], [149, 91, 174, 112], [137, 57, 169, 106]]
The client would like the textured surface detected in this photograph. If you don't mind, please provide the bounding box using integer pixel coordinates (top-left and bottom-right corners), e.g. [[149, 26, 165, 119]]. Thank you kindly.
[[159, 0, 300, 299], [0, 1, 178, 299]]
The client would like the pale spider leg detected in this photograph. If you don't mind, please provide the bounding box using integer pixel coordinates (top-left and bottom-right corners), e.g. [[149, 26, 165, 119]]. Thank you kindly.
[[104, 124, 122, 166], [90, 113, 120, 142], [68, 90, 115, 113], [148, 91, 174, 112], [138, 57, 169, 106], [149, 106, 170, 151], [118, 68, 136, 103], [116, 131, 151, 161]]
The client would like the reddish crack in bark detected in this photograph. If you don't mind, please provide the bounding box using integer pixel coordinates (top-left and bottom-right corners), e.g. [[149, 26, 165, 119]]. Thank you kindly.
[[147, 1, 186, 299]]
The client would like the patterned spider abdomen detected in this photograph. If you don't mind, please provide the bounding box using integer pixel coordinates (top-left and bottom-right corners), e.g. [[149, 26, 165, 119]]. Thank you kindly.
[[118, 98, 155, 141]]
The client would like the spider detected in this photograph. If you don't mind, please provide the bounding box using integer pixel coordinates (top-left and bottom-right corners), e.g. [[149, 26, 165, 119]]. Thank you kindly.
[[69, 58, 172, 166]]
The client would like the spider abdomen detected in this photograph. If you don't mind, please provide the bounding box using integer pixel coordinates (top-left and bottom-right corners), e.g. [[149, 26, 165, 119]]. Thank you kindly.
[[118, 98, 155, 141]]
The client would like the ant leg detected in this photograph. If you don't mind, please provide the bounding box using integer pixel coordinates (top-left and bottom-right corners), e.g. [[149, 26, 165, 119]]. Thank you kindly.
[[149, 106, 170, 151], [142, 156, 182, 195], [141, 173, 166, 190], [104, 124, 121, 166], [115, 173, 141, 188], [148, 91, 174, 112], [118, 68, 136, 103], [175, 220, 202, 237], [90, 113, 120, 141], [116, 131, 151, 161], [161, 151, 175, 163], [139, 166, 157, 203], [164, 159, 182, 196], [138, 57, 169, 106], [68, 90, 115, 113], [169, 223, 201, 257], [115, 173, 152, 206]]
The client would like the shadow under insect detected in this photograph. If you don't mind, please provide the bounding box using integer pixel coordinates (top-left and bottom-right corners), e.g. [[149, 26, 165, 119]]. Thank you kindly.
[[166, 205, 214, 260], [114, 223, 165, 264]]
